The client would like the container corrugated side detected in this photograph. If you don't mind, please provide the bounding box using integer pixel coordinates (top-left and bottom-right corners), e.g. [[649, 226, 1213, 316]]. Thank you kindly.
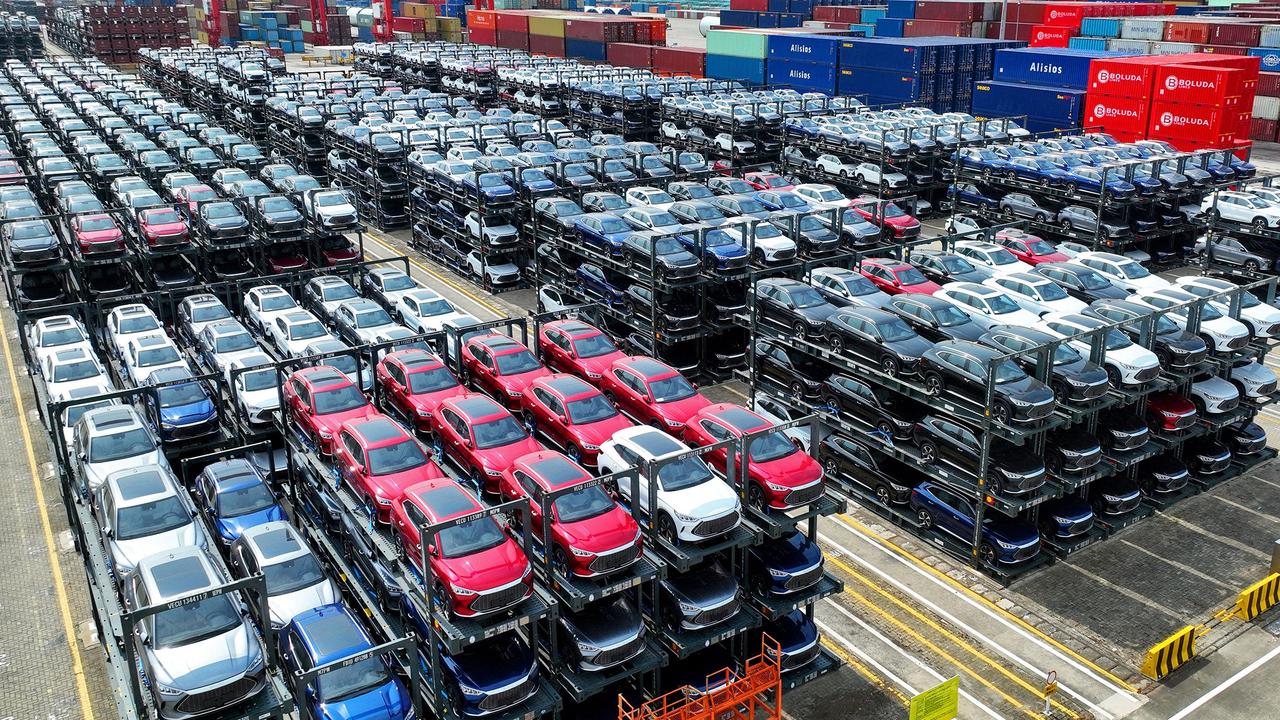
[[994, 47, 1131, 90], [766, 32, 842, 63], [972, 80, 1085, 124], [1079, 17, 1120, 38], [838, 37, 935, 72], [707, 27, 769, 58], [706, 54, 768, 83], [838, 66, 926, 99], [768, 59, 838, 93], [1119, 18, 1165, 41]]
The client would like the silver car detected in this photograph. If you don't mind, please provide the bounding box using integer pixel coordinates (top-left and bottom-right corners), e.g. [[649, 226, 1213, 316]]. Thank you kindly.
[[96, 465, 207, 578], [229, 522, 338, 630], [73, 406, 171, 494], [124, 548, 267, 719]]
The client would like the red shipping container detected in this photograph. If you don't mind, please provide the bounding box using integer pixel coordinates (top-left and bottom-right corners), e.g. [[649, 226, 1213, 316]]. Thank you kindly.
[[812, 6, 837, 20], [902, 19, 968, 36], [494, 11, 528, 32], [391, 16, 424, 32], [608, 42, 653, 68], [1041, 4, 1084, 29], [471, 27, 496, 45], [467, 10, 496, 30], [495, 29, 529, 50], [835, 7, 862, 22], [1163, 20, 1210, 44], [1259, 72, 1280, 97], [1247, 117, 1270, 141], [529, 33, 564, 56], [564, 17, 632, 42], [1087, 57, 1162, 99], [1153, 64, 1244, 108], [1148, 102, 1233, 139], [914, 1, 985, 22], [985, 22, 1034, 41], [1208, 22, 1261, 47], [1030, 24, 1072, 47], [730, 0, 768, 9], [653, 46, 705, 76], [1083, 95, 1150, 142]]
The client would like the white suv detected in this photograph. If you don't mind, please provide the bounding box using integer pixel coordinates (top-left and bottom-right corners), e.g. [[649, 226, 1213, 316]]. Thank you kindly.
[[1175, 276, 1280, 338], [934, 282, 1040, 330], [267, 309, 333, 358], [1073, 251, 1169, 294], [28, 315, 94, 368], [95, 465, 207, 578], [1042, 313, 1161, 386], [73, 405, 170, 493], [1130, 288, 1251, 353], [953, 240, 1032, 277], [106, 303, 163, 361], [983, 272, 1086, 316], [1203, 191, 1280, 228]]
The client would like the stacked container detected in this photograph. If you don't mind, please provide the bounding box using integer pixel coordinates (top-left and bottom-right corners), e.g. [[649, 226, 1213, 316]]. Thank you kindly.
[[528, 13, 565, 55], [706, 27, 770, 84], [766, 32, 841, 93], [653, 45, 706, 76], [973, 47, 1130, 132], [837, 36, 1020, 111]]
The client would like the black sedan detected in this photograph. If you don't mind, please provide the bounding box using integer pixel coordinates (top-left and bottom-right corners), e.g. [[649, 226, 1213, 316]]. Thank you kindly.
[[1033, 262, 1129, 304], [910, 251, 992, 285], [1098, 411, 1151, 451], [1084, 299, 1208, 369], [196, 200, 250, 242], [821, 373, 924, 439], [817, 433, 920, 505], [911, 415, 1047, 495], [823, 307, 933, 377], [917, 340, 1057, 424], [754, 277, 837, 339], [885, 294, 985, 343], [978, 325, 1109, 403], [1044, 427, 1103, 475]]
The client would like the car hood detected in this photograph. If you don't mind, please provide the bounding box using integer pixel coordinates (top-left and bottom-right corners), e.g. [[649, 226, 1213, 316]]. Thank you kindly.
[[750, 534, 822, 571], [147, 621, 258, 690], [572, 414, 636, 449], [477, 436, 545, 473], [86, 450, 168, 491], [448, 638, 536, 689], [768, 610, 819, 650], [797, 305, 838, 324], [320, 680, 408, 720], [269, 580, 339, 628], [561, 506, 639, 554], [891, 335, 933, 360], [446, 537, 528, 589], [218, 505, 286, 541], [985, 518, 1040, 546], [160, 400, 216, 425], [751, 449, 822, 487], [1232, 362, 1276, 384], [664, 477, 739, 519], [665, 568, 739, 605], [654, 393, 713, 425], [113, 521, 203, 573]]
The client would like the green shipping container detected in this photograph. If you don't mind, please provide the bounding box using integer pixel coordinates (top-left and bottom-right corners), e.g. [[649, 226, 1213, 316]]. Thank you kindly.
[[707, 28, 769, 59], [528, 16, 566, 37]]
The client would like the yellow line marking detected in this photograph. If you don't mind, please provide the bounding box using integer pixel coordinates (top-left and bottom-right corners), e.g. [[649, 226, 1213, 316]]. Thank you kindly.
[[362, 229, 504, 318], [837, 513, 1139, 693], [0, 311, 96, 720], [819, 637, 910, 707], [827, 552, 1080, 719]]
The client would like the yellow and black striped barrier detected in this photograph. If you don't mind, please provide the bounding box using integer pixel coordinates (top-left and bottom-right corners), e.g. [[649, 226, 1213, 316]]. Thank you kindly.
[[1141, 626, 1198, 681], [1234, 573, 1280, 621]]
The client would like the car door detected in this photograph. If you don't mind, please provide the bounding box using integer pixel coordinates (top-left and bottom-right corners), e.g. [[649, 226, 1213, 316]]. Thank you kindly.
[[609, 367, 648, 420], [396, 499, 428, 560], [382, 361, 410, 416], [436, 407, 467, 465], [336, 430, 364, 491], [512, 470, 547, 537], [540, 328, 572, 372], [466, 344, 497, 396], [697, 417, 736, 472]]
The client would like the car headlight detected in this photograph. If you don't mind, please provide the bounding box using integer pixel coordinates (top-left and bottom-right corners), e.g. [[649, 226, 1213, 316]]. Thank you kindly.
[[318, 429, 332, 439], [245, 645, 266, 673], [153, 681, 184, 697], [417, 407, 432, 417], [507, 389, 522, 398], [767, 566, 791, 579], [1066, 376, 1086, 386], [455, 680, 484, 696], [765, 481, 790, 492], [665, 419, 684, 429], [585, 371, 602, 379], [995, 539, 1019, 550], [571, 546, 595, 557], [484, 467, 502, 478], [673, 511, 698, 523], [449, 582, 478, 596], [1008, 396, 1032, 407], [577, 642, 602, 654], [677, 600, 701, 614]]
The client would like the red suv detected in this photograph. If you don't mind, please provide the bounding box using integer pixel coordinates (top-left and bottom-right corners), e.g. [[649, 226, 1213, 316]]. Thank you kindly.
[[992, 229, 1069, 265], [461, 333, 551, 407], [137, 207, 189, 247], [71, 213, 125, 256], [858, 257, 941, 295], [851, 197, 920, 238], [175, 183, 218, 213], [744, 171, 793, 191], [682, 403, 824, 510], [537, 319, 627, 381], [285, 367, 381, 456], [392, 478, 532, 617], [1146, 392, 1199, 432], [334, 416, 446, 523], [498, 450, 642, 577], [376, 348, 467, 433], [596, 356, 711, 431], [430, 393, 544, 495], [521, 374, 633, 467]]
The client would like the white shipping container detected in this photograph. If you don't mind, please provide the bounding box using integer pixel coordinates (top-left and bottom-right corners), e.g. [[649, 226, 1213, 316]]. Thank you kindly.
[[1119, 18, 1166, 41], [1107, 39, 1153, 53], [1151, 42, 1197, 55], [1261, 24, 1280, 48], [1255, 95, 1280, 121]]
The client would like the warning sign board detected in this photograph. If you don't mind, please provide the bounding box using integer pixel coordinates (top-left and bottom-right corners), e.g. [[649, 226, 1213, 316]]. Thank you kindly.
[[909, 676, 959, 720]]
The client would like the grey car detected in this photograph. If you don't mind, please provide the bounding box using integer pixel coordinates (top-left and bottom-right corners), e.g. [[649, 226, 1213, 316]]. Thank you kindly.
[[96, 465, 208, 579], [658, 561, 742, 631], [229, 521, 339, 631], [1058, 205, 1131, 238], [808, 267, 891, 309], [558, 594, 647, 672], [124, 548, 267, 719], [998, 192, 1054, 223], [1194, 234, 1280, 272]]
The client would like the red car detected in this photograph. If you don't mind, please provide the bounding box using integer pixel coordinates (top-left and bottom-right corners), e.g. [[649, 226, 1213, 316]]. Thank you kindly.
[[537, 319, 628, 381], [391, 477, 532, 617], [520, 374, 633, 467], [850, 196, 920, 238], [137, 207, 189, 247], [376, 348, 467, 433], [430, 393, 544, 495], [0, 159, 23, 185], [682, 403, 824, 510], [266, 241, 310, 273], [858, 257, 942, 295], [284, 367, 381, 456], [743, 171, 794, 192], [334, 416, 446, 523], [498, 450, 642, 577], [175, 183, 218, 213], [992, 229, 1069, 265], [596, 356, 711, 431], [1146, 392, 1199, 432], [461, 333, 552, 407], [320, 235, 360, 265], [71, 213, 125, 255]]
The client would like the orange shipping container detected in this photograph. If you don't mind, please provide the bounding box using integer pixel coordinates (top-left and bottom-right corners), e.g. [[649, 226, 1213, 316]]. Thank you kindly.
[[467, 9, 495, 30]]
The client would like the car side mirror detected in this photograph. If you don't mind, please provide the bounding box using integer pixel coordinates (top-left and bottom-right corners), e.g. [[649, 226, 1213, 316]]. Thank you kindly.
[[427, 543, 439, 558], [557, 414, 568, 425], [463, 438, 473, 449], [103, 525, 113, 538]]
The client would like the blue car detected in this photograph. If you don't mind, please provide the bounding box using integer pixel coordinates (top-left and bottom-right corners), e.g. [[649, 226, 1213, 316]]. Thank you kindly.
[[517, 167, 558, 193], [401, 596, 539, 717], [144, 367, 218, 441], [909, 482, 1041, 566], [954, 147, 1017, 176], [1060, 166, 1136, 198], [462, 172, 515, 203], [1038, 496, 1095, 541], [747, 530, 824, 596], [194, 458, 286, 546], [753, 190, 811, 213], [947, 183, 997, 209], [574, 212, 632, 255], [758, 610, 821, 672], [680, 228, 750, 271], [1010, 156, 1070, 184], [783, 117, 821, 138], [279, 604, 413, 720], [576, 263, 629, 307]]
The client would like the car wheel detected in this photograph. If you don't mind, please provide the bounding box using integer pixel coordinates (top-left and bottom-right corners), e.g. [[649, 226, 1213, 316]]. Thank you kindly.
[[1001, 206, 1014, 218], [874, 485, 892, 505], [431, 580, 450, 615], [823, 457, 839, 476], [1061, 219, 1074, 232], [916, 508, 934, 529], [748, 483, 766, 511], [1064, 182, 1077, 194], [918, 441, 937, 464], [828, 333, 845, 353], [1105, 365, 1122, 388], [1034, 212, 1048, 223], [1254, 216, 1269, 230], [468, 467, 485, 497], [522, 411, 537, 436], [789, 380, 806, 398], [1051, 382, 1068, 403], [793, 321, 808, 338], [1245, 259, 1261, 272], [567, 444, 583, 463], [881, 355, 900, 377], [656, 513, 677, 543], [875, 420, 894, 437], [922, 371, 944, 396], [978, 543, 997, 567], [1206, 208, 1220, 221], [552, 546, 570, 576], [993, 401, 1012, 425]]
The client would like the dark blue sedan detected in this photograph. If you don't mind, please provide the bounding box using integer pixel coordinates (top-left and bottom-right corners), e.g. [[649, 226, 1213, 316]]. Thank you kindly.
[[909, 482, 1041, 566], [747, 530, 824, 596], [144, 366, 218, 441], [679, 228, 749, 271], [194, 458, 287, 546], [574, 212, 632, 255], [1038, 495, 1095, 541]]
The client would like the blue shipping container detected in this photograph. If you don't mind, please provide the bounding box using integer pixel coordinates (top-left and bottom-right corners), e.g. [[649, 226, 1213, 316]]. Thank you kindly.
[[1079, 17, 1120, 38], [839, 37, 936, 73], [779, 13, 804, 27], [971, 80, 1084, 126], [787, 0, 812, 15], [719, 10, 759, 26], [566, 38, 608, 62], [838, 67, 925, 100], [768, 60, 838, 94], [768, 0, 787, 12], [767, 33, 842, 64], [1248, 47, 1280, 71], [1068, 37, 1108, 51], [875, 18, 904, 36], [993, 47, 1132, 90], [861, 7, 886, 24], [707, 54, 768, 85], [886, 0, 915, 18]]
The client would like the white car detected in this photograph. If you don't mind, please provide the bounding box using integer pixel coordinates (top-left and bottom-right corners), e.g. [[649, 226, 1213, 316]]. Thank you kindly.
[[1130, 288, 1251, 353], [850, 160, 908, 189], [333, 298, 401, 346], [28, 315, 94, 368], [714, 132, 754, 155], [303, 275, 360, 325], [1191, 373, 1241, 415], [749, 394, 823, 451], [793, 183, 852, 210], [1053, 241, 1090, 259], [953, 240, 1032, 277], [106, 303, 163, 361], [72, 405, 171, 493], [363, 268, 424, 311], [1072, 251, 1169, 294], [983, 273, 1086, 316], [304, 338, 373, 391], [537, 287, 570, 314], [195, 319, 262, 374], [1203, 191, 1280, 228], [1227, 358, 1278, 400], [177, 294, 233, 345], [596, 426, 741, 544], [43, 346, 112, 397], [660, 122, 687, 142], [1175, 276, 1280, 338], [225, 352, 280, 429], [243, 284, 299, 334], [464, 211, 518, 247], [1248, 186, 1280, 206], [95, 465, 207, 579], [123, 334, 188, 386], [396, 288, 469, 334], [53, 383, 118, 449], [267, 310, 333, 358], [231, 522, 339, 630], [946, 214, 984, 236], [718, 220, 798, 264], [625, 186, 677, 210], [1042, 313, 1161, 386], [808, 266, 890, 309], [933, 282, 1040, 330], [814, 153, 858, 177]]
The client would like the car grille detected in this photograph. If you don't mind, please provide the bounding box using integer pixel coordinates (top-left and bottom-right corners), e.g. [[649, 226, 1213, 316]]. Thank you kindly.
[[901, 358, 920, 375], [1169, 412, 1198, 431], [667, 314, 701, 330], [1078, 381, 1109, 400], [169, 418, 217, 439], [722, 256, 749, 269], [1111, 428, 1149, 451], [691, 596, 740, 627], [477, 678, 535, 712], [1111, 496, 1141, 514], [1215, 397, 1240, 413], [899, 226, 921, 238], [1025, 401, 1055, 420], [1010, 543, 1039, 562], [1064, 449, 1102, 471], [783, 482, 825, 508], [1263, 322, 1280, 337], [783, 563, 824, 592], [1061, 518, 1093, 537], [1176, 349, 1208, 368], [1134, 366, 1160, 382], [329, 214, 356, 226], [772, 248, 797, 261], [1225, 335, 1249, 351], [782, 641, 821, 671], [692, 510, 739, 539], [589, 634, 646, 668], [588, 541, 641, 575], [175, 677, 258, 714], [470, 581, 529, 614], [492, 273, 520, 285], [1199, 454, 1232, 474]]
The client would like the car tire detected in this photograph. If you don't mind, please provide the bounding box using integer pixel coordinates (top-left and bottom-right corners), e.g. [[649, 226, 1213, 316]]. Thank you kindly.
[[922, 371, 944, 396], [1254, 216, 1269, 230], [875, 420, 894, 437], [748, 483, 765, 511], [1065, 182, 1077, 194], [1034, 212, 1048, 223], [656, 513, 677, 543], [880, 355, 900, 377], [1002, 206, 1014, 218], [1105, 365, 1122, 388], [431, 580, 450, 615], [978, 543, 997, 567], [828, 333, 845, 353], [916, 508, 934, 529], [918, 440, 938, 464], [552, 546, 570, 576], [1246, 259, 1261, 272], [790, 381, 806, 398], [793, 321, 808, 338], [823, 456, 839, 476], [993, 401, 1012, 425]]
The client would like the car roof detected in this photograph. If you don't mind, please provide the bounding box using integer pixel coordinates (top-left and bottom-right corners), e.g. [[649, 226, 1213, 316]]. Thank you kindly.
[[349, 416, 408, 445], [294, 605, 369, 663], [415, 479, 482, 520], [109, 466, 174, 504], [242, 522, 309, 563], [704, 403, 768, 433], [618, 356, 674, 378], [522, 451, 590, 490], [139, 548, 216, 600], [451, 393, 505, 419], [539, 373, 595, 398]]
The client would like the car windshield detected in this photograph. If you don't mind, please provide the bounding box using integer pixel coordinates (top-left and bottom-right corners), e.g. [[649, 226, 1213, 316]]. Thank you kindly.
[[571, 334, 617, 359], [650, 375, 696, 403], [657, 455, 716, 492], [473, 415, 527, 449], [89, 428, 154, 462], [66, 400, 113, 427], [11, 222, 49, 240], [153, 595, 240, 648], [117, 494, 190, 540], [495, 349, 541, 375], [316, 193, 347, 207], [42, 325, 85, 346], [157, 382, 207, 408], [217, 480, 276, 516], [260, 294, 296, 312], [205, 203, 239, 219], [993, 359, 1026, 384], [1116, 261, 1150, 279], [316, 653, 390, 702], [788, 286, 827, 309], [138, 344, 180, 366], [749, 430, 797, 463], [704, 229, 736, 247], [321, 284, 358, 302], [932, 304, 970, 327], [879, 318, 917, 342], [354, 308, 392, 327], [407, 366, 456, 394], [146, 209, 181, 224], [988, 294, 1022, 314], [265, 553, 324, 595], [241, 367, 277, 392], [895, 267, 928, 286], [654, 237, 686, 256], [599, 217, 630, 234], [555, 485, 615, 524], [313, 385, 367, 414], [288, 320, 327, 340], [567, 394, 618, 424], [439, 517, 507, 558], [322, 353, 359, 376], [81, 217, 117, 232], [191, 304, 229, 323], [215, 332, 256, 353], [367, 439, 427, 475], [1053, 343, 1082, 365], [1076, 269, 1110, 290], [939, 256, 976, 273]]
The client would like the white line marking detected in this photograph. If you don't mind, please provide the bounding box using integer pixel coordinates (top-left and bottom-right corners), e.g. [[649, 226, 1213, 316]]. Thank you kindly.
[[1166, 643, 1280, 720]]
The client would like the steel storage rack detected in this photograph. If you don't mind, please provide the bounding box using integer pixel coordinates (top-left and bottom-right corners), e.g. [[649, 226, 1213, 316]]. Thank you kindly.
[[328, 125, 411, 232]]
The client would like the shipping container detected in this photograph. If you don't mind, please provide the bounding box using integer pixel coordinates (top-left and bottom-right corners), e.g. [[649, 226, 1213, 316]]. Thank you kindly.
[[608, 41, 652, 67], [654, 46, 706, 75], [1079, 17, 1120, 38], [495, 28, 528, 49], [994, 47, 1129, 89], [1083, 95, 1150, 141], [767, 32, 842, 63], [1260, 72, 1280, 97], [529, 32, 564, 55], [565, 36, 607, 61], [730, 0, 768, 10], [706, 54, 767, 84], [528, 15, 565, 36], [886, 0, 915, 19], [1250, 117, 1277, 142], [972, 80, 1085, 125], [838, 36, 936, 72], [1068, 37, 1107, 51], [494, 10, 528, 31], [1255, 94, 1280, 121], [1248, 47, 1280, 72], [768, 59, 838, 93], [1260, 24, 1280, 49], [1153, 64, 1244, 107], [1119, 18, 1165, 41], [1163, 20, 1210, 44], [720, 10, 759, 26], [707, 27, 769, 59], [1148, 102, 1234, 140], [1209, 22, 1261, 47], [838, 66, 926, 99], [1087, 56, 1160, 99]]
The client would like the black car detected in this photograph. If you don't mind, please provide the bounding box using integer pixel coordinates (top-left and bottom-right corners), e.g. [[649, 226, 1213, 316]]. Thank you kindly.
[[150, 256, 199, 290], [1083, 299, 1208, 369], [625, 284, 701, 331], [251, 194, 305, 236], [669, 200, 728, 227], [195, 200, 250, 242], [910, 251, 992, 285], [1044, 427, 1102, 475], [1032, 262, 1128, 304], [15, 271, 67, 309], [81, 266, 136, 298], [1136, 455, 1189, 496], [4, 218, 60, 265], [1087, 475, 1143, 517], [917, 340, 1056, 424], [1098, 411, 1151, 451], [978, 325, 1110, 403], [207, 250, 255, 280], [1182, 436, 1233, 476], [1224, 419, 1267, 456], [754, 277, 837, 339], [774, 214, 842, 255], [754, 340, 829, 398], [821, 374, 921, 439], [911, 415, 1047, 495], [885, 294, 985, 343], [621, 232, 700, 281], [823, 307, 933, 377], [817, 433, 921, 505]]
